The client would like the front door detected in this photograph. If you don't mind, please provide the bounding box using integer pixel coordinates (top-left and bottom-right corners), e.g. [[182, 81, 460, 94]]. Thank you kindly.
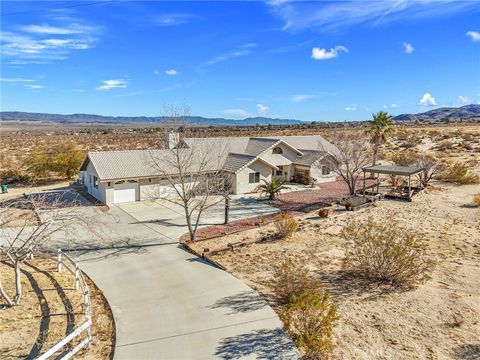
[[273, 165, 288, 181]]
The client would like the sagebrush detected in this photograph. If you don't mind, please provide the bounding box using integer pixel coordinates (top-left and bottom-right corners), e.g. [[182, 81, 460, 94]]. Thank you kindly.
[[280, 290, 339, 360], [341, 216, 435, 287], [272, 257, 322, 304], [436, 162, 480, 185], [274, 213, 297, 239]]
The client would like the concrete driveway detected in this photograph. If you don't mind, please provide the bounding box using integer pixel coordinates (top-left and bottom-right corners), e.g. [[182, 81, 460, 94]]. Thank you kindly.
[[71, 196, 299, 359]]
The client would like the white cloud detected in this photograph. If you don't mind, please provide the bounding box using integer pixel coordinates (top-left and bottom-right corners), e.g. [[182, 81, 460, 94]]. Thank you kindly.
[[345, 104, 357, 111], [153, 70, 160, 75], [403, 42, 414, 54], [291, 94, 316, 102], [457, 95, 469, 105], [0, 77, 35, 82], [418, 93, 437, 106], [466, 31, 480, 42], [20, 24, 90, 35], [25, 84, 44, 90], [70, 89, 84, 93], [1, 20, 99, 63], [256, 103, 269, 114], [383, 103, 398, 109], [201, 44, 257, 67], [165, 69, 178, 75], [311, 46, 348, 60], [269, 1, 477, 32], [96, 79, 128, 91], [223, 108, 250, 118], [155, 14, 195, 26]]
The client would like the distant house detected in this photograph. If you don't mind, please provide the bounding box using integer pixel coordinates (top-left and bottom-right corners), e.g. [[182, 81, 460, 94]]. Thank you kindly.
[[79, 134, 337, 205]]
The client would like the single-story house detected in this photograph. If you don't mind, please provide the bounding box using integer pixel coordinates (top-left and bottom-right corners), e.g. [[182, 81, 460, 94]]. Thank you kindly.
[[79, 134, 338, 205]]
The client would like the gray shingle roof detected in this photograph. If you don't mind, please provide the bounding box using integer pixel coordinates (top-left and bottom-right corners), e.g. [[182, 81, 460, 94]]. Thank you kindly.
[[244, 138, 278, 155], [223, 153, 256, 173], [293, 150, 326, 166], [81, 135, 337, 180]]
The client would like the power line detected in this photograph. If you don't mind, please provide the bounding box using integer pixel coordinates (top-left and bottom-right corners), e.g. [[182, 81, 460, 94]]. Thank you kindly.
[[1, 0, 118, 17]]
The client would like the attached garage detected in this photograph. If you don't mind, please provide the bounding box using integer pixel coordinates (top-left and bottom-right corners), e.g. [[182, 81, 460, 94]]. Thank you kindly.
[[113, 181, 139, 204]]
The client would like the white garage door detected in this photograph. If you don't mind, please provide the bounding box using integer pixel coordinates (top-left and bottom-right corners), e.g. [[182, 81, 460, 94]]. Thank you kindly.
[[114, 182, 138, 204]]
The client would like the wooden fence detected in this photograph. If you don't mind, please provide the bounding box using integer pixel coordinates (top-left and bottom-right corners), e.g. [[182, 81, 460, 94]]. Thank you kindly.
[[37, 249, 92, 360]]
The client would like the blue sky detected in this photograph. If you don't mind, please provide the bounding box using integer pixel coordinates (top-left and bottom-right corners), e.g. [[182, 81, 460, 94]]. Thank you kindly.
[[1, 0, 479, 121]]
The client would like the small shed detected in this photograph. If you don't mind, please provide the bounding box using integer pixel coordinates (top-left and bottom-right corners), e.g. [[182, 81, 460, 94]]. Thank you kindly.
[[361, 164, 424, 201]]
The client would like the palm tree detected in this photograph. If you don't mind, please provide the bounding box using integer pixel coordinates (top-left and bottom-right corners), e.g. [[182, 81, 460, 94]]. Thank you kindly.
[[367, 111, 395, 165], [258, 177, 288, 200]]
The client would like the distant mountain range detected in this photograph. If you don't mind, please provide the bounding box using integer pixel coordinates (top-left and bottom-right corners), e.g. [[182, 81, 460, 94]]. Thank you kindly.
[[0, 111, 304, 126], [1, 104, 478, 126], [394, 104, 480, 121]]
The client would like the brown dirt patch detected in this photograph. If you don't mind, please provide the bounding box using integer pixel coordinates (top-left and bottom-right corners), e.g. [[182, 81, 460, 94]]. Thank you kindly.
[[0, 257, 114, 359]]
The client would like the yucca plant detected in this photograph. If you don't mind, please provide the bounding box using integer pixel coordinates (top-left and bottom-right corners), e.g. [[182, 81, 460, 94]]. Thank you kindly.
[[258, 177, 288, 200]]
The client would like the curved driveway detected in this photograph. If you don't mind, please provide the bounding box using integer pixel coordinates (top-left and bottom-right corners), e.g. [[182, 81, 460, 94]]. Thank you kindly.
[[74, 198, 300, 359]]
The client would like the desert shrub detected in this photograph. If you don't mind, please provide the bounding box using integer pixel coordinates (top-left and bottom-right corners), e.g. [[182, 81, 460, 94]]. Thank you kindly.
[[274, 212, 297, 239], [344, 200, 354, 211], [437, 140, 455, 151], [51, 144, 85, 180], [273, 258, 322, 304], [318, 208, 330, 218], [437, 162, 480, 185], [341, 216, 435, 287], [473, 194, 480, 207], [390, 150, 416, 166], [25, 148, 52, 179], [280, 290, 339, 360]]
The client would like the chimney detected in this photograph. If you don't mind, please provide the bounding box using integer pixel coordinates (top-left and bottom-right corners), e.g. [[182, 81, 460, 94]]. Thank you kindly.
[[165, 131, 181, 149]]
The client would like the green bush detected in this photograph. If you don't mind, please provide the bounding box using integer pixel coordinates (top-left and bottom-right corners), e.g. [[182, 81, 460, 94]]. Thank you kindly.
[[273, 257, 322, 305], [341, 216, 435, 287], [280, 290, 339, 360]]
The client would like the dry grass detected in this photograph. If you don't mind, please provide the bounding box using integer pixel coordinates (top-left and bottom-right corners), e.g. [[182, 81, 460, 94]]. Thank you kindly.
[[0, 257, 114, 360]]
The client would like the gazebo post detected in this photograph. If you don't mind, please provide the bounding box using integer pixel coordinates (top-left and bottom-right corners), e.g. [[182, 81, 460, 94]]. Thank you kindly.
[[376, 173, 380, 194]]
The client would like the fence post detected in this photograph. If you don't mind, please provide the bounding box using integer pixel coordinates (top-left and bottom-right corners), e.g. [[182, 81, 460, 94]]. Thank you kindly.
[[75, 266, 80, 290], [57, 249, 62, 272]]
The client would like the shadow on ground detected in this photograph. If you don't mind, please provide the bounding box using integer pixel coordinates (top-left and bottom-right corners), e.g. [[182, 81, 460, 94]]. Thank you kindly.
[[453, 344, 480, 360], [215, 328, 299, 360], [208, 290, 267, 314], [317, 270, 399, 300]]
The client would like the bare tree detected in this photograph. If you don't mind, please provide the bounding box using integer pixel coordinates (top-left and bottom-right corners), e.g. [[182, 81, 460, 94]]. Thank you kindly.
[[147, 106, 231, 242], [319, 131, 372, 195], [0, 191, 98, 306], [391, 151, 441, 187]]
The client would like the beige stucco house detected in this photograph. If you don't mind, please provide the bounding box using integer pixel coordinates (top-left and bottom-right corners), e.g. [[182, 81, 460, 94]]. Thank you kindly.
[[79, 134, 337, 205]]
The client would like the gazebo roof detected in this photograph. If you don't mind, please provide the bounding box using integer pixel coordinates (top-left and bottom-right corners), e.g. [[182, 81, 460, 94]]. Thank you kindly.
[[362, 164, 423, 176]]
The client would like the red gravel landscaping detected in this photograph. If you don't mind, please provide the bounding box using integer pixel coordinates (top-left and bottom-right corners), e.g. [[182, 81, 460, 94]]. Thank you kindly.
[[274, 179, 378, 213], [181, 179, 378, 243], [179, 213, 276, 243]]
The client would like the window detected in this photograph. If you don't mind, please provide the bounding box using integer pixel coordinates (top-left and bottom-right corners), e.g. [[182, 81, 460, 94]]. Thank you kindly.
[[107, 182, 111, 187], [322, 166, 331, 175], [93, 176, 99, 189], [275, 165, 283, 176], [88, 174, 92, 183], [249, 172, 260, 183], [272, 146, 283, 154]]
